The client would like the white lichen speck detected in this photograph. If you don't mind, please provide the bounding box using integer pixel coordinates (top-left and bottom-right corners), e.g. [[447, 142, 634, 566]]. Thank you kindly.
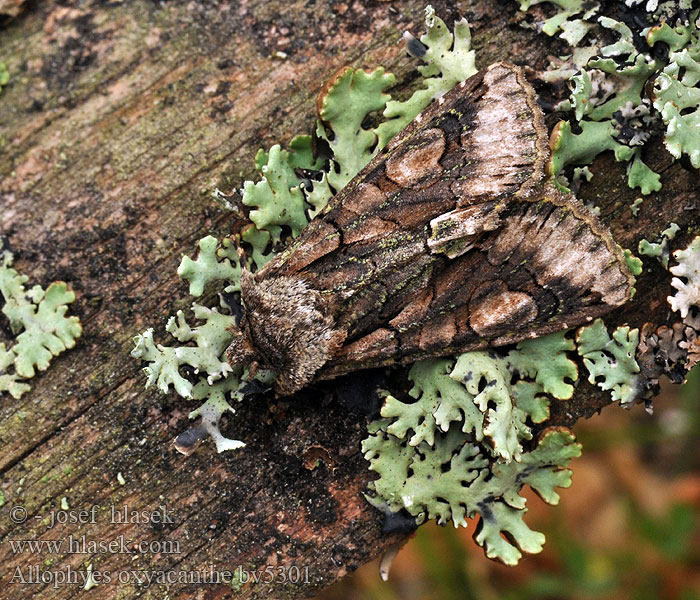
[[668, 236, 700, 319]]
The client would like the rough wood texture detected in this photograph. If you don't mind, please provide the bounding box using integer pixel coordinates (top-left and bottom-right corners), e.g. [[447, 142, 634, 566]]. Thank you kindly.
[[0, 1, 697, 599]]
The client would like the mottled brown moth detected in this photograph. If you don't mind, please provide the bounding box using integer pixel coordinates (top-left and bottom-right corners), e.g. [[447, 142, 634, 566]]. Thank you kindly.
[[226, 62, 634, 396]]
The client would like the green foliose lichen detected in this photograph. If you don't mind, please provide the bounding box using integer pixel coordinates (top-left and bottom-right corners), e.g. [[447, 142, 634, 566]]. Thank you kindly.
[[316, 67, 395, 192], [638, 222, 681, 268], [378, 331, 577, 463], [365, 330, 580, 564], [525, 1, 700, 197], [0, 248, 82, 399], [515, 0, 601, 45], [652, 48, 700, 168], [188, 377, 246, 453], [624, 248, 644, 276], [630, 197, 644, 216], [668, 235, 700, 320], [0, 344, 31, 400], [576, 318, 642, 405], [506, 331, 579, 400], [363, 424, 581, 566], [131, 305, 235, 398], [317, 4, 477, 188], [177, 236, 242, 297], [375, 5, 476, 147], [243, 136, 325, 239]]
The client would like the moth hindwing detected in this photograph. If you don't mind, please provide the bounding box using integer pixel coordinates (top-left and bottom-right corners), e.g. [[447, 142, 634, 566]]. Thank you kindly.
[[226, 62, 634, 396]]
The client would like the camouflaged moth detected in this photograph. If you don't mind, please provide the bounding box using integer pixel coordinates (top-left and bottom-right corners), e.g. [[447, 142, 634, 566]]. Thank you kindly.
[[226, 62, 634, 396]]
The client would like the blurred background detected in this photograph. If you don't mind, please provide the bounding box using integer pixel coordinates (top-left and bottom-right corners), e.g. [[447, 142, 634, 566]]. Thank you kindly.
[[319, 366, 700, 600]]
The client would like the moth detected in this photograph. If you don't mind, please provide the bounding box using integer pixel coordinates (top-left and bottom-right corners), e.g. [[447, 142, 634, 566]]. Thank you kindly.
[[226, 62, 633, 396]]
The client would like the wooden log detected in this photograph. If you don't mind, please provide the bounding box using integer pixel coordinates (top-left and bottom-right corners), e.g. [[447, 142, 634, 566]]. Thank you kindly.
[[0, 1, 697, 598]]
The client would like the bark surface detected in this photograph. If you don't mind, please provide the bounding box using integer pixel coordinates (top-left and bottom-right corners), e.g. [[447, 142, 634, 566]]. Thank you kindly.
[[0, 1, 697, 599]]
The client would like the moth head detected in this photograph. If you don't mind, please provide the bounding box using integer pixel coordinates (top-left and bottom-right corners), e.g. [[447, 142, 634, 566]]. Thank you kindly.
[[225, 269, 345, 396]]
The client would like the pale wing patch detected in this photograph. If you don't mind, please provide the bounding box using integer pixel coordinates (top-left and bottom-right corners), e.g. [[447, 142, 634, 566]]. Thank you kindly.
[[344, 215, 400, 244], [490, 200, 631, 307], [525, 211, 628, 305], [455, 64, 543, 201], [385, 127, 446, 188], [341, 183, 387, 216], [428, 202, 502, 258], [389, 287, 434, 331], [469, 282, 538, 336]]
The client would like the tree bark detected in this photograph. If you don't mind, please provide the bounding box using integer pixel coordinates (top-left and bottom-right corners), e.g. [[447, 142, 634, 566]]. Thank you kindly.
[[0, 1, 697, 599]]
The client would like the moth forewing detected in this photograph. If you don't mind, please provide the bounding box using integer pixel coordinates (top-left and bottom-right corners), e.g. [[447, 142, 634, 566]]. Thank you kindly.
[[226, 62, 634, 396]]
